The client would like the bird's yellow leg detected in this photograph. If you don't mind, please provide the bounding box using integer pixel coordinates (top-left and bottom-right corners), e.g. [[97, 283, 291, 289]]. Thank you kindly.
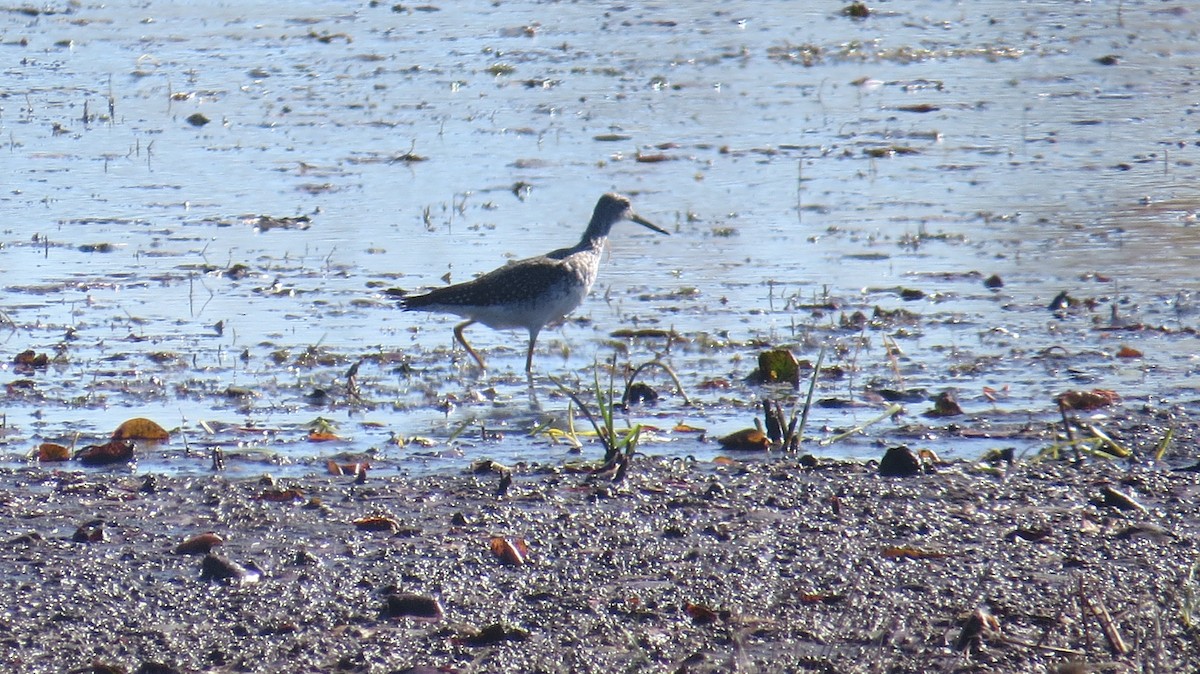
[[453, 320, 486, 370]]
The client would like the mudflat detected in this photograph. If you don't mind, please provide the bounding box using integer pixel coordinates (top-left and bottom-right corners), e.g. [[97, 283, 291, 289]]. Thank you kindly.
[[2, 455, 1196, 673]]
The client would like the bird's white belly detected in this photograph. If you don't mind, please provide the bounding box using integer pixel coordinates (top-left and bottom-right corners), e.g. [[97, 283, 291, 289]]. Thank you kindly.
[[473, 280, 590, 331]]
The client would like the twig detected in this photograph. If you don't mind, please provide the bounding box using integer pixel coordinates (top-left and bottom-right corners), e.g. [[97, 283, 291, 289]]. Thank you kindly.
[[1082, 586, 1130, 655], [177, 412, 191, 454], [1078, 422, 1131, 458], [446, 418, 476, 443], [995, 635, 1085, 656], [1154, 426, 1174, 462], [620, 359, 692, 406], [548, 374, 610, 456], [818, 403, 902, 446], [1058, 400, 1081, 463], [1077, 577, 1093, 653], [345, 359, 363, 403], [1183, 557, 1200, 630], [794, 344, 826, 450]]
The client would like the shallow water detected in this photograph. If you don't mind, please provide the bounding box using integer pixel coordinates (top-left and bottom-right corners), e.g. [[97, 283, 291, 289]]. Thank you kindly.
[[3, 0, 1199, 475]]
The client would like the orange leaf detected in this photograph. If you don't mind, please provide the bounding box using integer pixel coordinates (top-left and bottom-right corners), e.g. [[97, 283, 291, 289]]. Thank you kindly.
[[798, 593, 845, 605], [327, 460, 369, 476], [308, 430, 340, 442], [490, 536, 529, 565], [37, 442, 71, 462], [717, 428, 770, 451], [112, 417, 169, 441], [353, 516, 400, 533], [174, 532, 224, 555], [981, 385, 1008, 403], [1116, 345, 1142, 359], [1056, 389, 1120, 411], [13, 349, 49, 368], [684, 602, 721, 625], [881, 545, 949, 560]]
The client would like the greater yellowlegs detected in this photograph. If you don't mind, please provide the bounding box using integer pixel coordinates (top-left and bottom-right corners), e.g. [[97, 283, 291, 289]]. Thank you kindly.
[[401, 193, 668, 372]]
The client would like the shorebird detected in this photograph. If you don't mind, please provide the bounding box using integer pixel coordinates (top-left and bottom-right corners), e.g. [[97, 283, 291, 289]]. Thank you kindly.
[[401, 193, 668, 373]]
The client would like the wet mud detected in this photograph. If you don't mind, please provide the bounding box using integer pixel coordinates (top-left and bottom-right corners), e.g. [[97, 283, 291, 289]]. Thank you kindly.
[[2, 456, 1198, 673]]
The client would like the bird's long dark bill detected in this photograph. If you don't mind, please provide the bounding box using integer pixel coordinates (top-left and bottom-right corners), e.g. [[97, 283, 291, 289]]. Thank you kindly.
[[632, 213, 670, 235]]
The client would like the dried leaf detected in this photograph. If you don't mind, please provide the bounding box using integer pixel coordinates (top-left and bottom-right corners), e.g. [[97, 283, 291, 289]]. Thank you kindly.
[[199, 553, 260, 584], [76, 438, 135, 466], [717, 428, 770, 452], [910, 453, 940, 473], [955, 608, 1001, 652], [13, 349, 49, 368], [797, 593, 845, 605], [37, 442, 71, 462], [1095, 486, 1145, 512], [471, 459, 512, 475], [174, 532, 224, 555], [1115, 345, 1143, 359], [456, 623, 529, 647], [1056, 389, 1119, 411], [684, 602, 720, 625], [327, 460, 369, 476], [926, 390, 963, 417], [490, 536, 529, 565], [112, 417, 169, 441], [981, 385, 1007, 402], [354, 516, 400, 533]]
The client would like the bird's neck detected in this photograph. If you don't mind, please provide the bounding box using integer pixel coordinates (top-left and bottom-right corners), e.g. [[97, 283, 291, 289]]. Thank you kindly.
[[580, 216, 615, 246], [577, 232, 608, 252]]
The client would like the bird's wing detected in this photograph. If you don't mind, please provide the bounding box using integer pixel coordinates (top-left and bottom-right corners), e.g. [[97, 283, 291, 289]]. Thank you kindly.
[[402, 256, 576, 309]]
